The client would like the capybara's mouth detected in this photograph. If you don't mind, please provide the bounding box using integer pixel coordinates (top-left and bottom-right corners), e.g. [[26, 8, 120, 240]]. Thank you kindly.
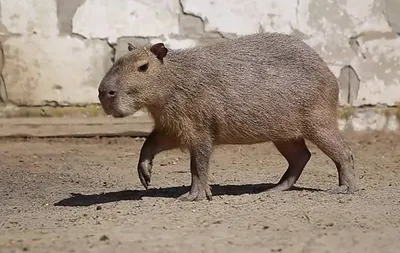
[[99, 101, 113, 115], [104, 107, 127, 118], [99, 102, 124, 118], [110, 111, 127, 118], [101, 103, 134, 118]]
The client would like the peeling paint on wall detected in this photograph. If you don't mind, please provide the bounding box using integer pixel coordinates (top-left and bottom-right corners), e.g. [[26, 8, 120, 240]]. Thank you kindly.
[[339, 65, 360, 105], [0, 41, 7, 103], [56, 0, 86, 34], [0, 0, 398, 107]]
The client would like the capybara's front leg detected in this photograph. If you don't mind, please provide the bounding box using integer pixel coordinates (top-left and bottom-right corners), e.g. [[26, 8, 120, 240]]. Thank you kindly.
[[137, 130, 179, 189]]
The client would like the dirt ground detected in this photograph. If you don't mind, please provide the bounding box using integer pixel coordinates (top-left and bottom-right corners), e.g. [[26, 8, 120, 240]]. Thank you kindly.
[[0, 131, 399, 253]]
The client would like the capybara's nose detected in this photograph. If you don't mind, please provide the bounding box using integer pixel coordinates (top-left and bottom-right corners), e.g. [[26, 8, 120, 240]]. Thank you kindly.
[[106, 90, 117, 97], [98, 88, 117, 99]]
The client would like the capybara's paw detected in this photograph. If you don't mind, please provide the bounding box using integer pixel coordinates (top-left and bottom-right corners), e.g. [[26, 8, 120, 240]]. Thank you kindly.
[[177, 188, 212, 201], [138, 160, 152, 189], [266, 183, 292, 192], [326, 184, 358, 194]]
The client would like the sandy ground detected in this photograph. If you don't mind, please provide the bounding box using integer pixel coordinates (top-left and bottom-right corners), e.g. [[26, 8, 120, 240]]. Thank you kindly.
[[0, 132, 399, 253]]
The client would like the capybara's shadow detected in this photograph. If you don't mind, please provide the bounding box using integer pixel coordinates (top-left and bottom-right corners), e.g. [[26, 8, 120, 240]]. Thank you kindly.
[[54, 183, 321, 207]]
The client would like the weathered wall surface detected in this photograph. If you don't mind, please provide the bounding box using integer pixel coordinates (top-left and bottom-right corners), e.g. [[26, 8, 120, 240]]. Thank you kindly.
[[0, 0, 399, 107]]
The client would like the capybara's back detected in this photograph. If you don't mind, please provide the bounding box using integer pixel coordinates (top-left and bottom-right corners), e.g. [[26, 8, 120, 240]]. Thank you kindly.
[[159, 33, 340, 144], [98, 32, 357, 201]]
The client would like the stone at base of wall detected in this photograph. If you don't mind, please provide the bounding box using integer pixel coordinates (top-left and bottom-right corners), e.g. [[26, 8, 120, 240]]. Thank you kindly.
[[0, 116, 154, 138], [0, 105, 398, 137], [338, 106, 400, 132]]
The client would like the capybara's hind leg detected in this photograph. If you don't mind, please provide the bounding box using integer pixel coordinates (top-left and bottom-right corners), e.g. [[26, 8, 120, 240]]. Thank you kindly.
[[268, 139, 311, 191], [307, 128, 358, 194]]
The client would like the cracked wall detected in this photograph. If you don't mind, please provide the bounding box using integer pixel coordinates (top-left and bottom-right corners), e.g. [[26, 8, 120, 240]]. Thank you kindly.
[[0, 0, 399, 106]]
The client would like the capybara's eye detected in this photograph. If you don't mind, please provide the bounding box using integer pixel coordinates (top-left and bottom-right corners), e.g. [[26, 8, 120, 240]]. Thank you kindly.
[[138, 63, 149, 72]]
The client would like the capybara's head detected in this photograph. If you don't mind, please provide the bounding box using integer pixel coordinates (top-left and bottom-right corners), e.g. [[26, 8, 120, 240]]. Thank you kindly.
[[98, 42, 168, 117]]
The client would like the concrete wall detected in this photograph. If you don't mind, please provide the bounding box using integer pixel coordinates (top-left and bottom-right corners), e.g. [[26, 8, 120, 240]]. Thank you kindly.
[[0, 0, 399, 107]]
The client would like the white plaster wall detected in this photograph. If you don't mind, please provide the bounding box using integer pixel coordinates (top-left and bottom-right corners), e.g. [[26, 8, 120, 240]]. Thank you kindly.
[[0, 0, 399, 106], [72, 0, 181, 43], [0, 0, 59, 36], [3, 35, 112, 105]]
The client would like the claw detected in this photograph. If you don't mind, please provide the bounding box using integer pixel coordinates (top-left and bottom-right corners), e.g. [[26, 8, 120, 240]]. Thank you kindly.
[[138, 160, 152, 189], [177, 186, 212, 201], [177, 192, 197, 201], [326, 185, 357, 194], [138, 172, 149, 189]]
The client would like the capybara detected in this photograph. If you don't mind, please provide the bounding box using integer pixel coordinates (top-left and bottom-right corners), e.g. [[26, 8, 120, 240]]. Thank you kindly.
[[98, 32, 357, 201]]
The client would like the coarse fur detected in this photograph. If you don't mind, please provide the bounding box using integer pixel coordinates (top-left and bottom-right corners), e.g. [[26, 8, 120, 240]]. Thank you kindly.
[[98, 32, 358, 201]]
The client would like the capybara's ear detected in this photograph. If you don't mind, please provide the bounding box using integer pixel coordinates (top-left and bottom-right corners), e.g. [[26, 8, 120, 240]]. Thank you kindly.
[[127, 43, 135, 51], [150, 43, 168, 62]]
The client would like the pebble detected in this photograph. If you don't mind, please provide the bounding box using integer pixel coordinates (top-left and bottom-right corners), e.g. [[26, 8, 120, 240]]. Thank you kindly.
[[99, 235, 109, 241]]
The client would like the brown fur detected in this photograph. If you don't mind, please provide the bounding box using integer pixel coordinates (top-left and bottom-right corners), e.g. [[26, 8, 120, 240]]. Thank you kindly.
[[98, 32, 358, 201]]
